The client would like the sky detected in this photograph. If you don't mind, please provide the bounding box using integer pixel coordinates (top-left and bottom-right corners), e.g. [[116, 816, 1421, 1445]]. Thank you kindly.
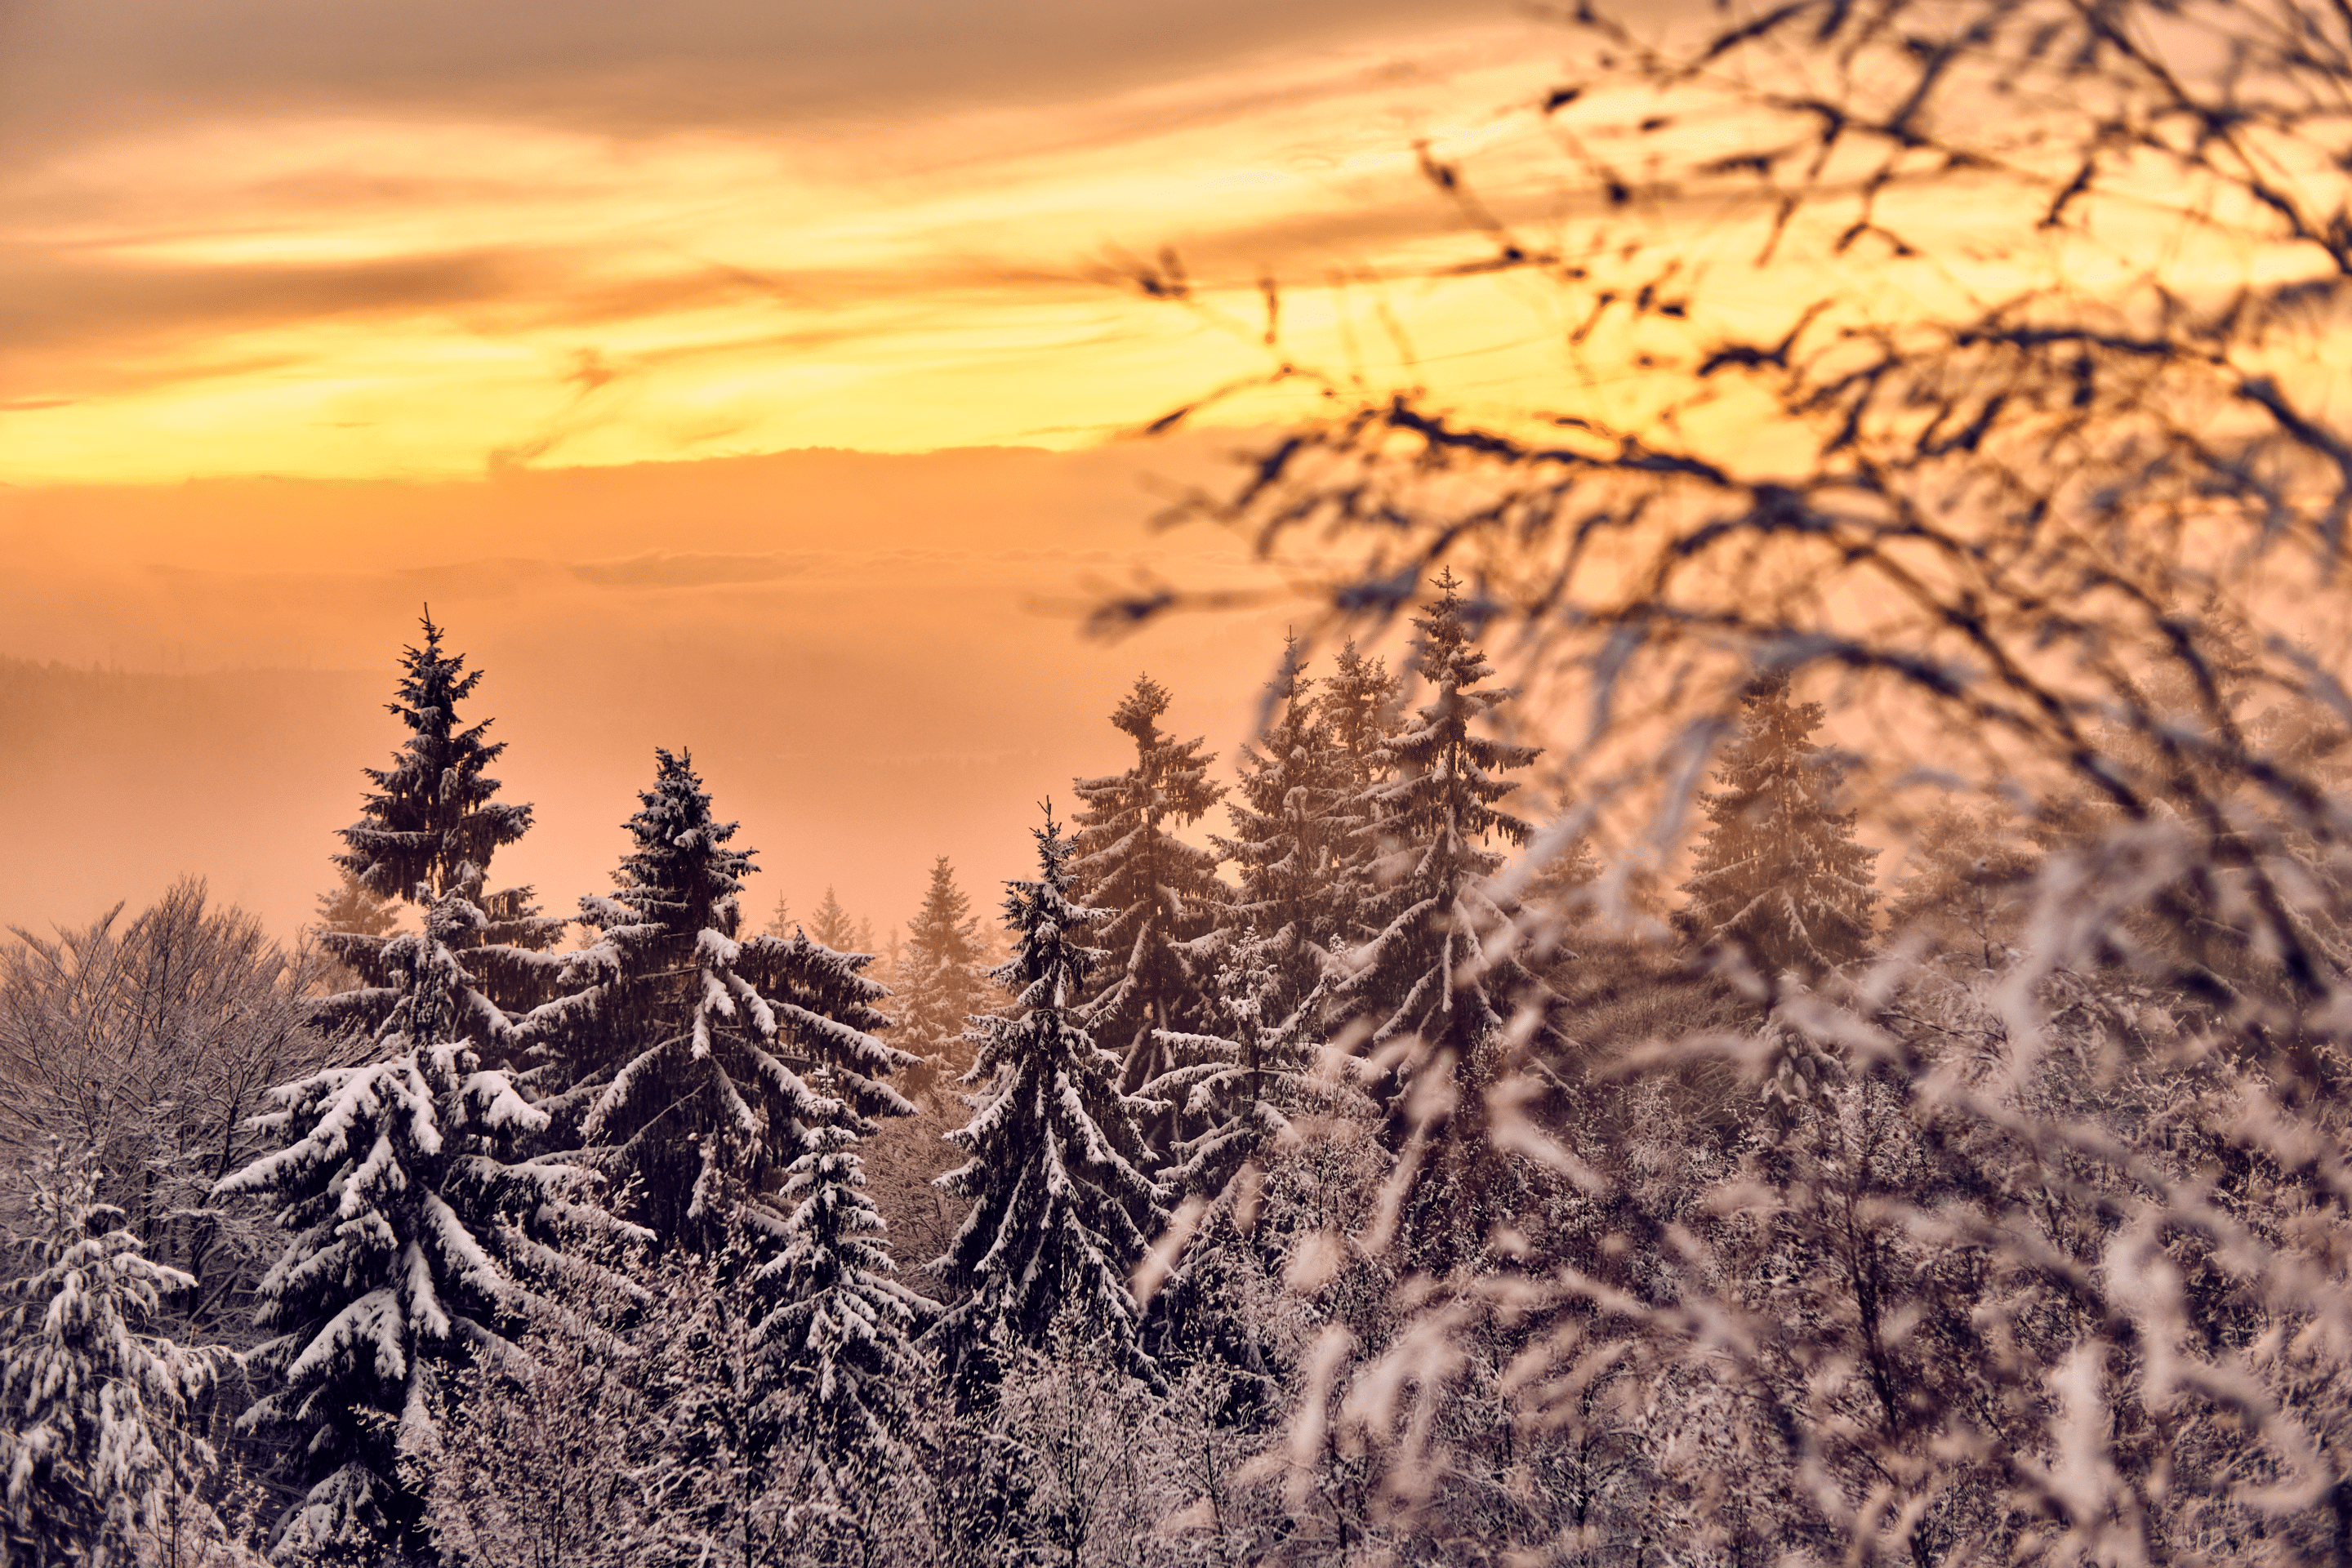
[[0, 0, 1594, 942], [0, 0, 1605, 481], [10, 0, 2296, 945]]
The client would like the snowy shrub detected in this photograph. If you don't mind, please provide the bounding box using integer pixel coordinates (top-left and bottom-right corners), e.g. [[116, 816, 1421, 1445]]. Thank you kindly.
[[1, 1144, 247, 1568], [0, 881, 330, 1341]]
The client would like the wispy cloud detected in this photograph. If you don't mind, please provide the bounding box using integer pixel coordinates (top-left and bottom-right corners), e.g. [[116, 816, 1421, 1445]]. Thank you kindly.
[[0, 4, 1579, 481]]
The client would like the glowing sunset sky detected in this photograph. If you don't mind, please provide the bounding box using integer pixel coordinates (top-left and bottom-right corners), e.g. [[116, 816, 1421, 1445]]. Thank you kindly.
[[0, 0, 1597, 483], [0, 0, 1597, 941]]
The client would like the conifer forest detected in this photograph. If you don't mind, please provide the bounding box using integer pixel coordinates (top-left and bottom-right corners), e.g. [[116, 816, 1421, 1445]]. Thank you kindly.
[[17, 1, 2352, 1564]]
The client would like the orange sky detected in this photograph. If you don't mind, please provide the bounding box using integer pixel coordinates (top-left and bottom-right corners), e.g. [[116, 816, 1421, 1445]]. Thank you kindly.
[[0, 443, 1356, 942], [0, 0, 1592, 941], [5, 0, 2331, 943], [0, 0, 1610, 481]]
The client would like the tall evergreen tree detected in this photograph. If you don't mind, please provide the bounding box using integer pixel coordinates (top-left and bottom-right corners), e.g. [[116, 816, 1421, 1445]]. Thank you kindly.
[[318, 612, 564, 1060], [1214, 638, 1355, 1019], [932, 807, 1165, 1394], [217, 900, 599, 1562], [1321, 637, 1403, 794], [1676, 672, 1880, 981], [1070, 675, 1227, 1109], [894, 857, 991, 1088], [2, 1147, 225, 1568], [1330, 575, 1546, 1265], [761, 893, 795, 940], [220, 614, 607, 1560], [519, 749, 912, 1254]]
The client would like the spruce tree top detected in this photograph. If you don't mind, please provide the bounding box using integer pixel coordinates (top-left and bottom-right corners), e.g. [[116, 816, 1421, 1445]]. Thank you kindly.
[[336, 612, 535, 909], [808, 887, 858, 952], [1374, 572, 1540, 859], [1321, 638, 1402, 790], [933, 807, 1164, 1388], [521, 749, 909, 1249], [896, 856, 990, 1075], [1677, 671, 1880, 980], [1071, 673, 1226, 1093], [1073, 675, 1225, 853], [531, 749, 904, 1113], [591, 744, 755, 943], [1334, 573, 1547, 1158], [1214, 637, 1352, 1012], [907, 858, 980, 973]]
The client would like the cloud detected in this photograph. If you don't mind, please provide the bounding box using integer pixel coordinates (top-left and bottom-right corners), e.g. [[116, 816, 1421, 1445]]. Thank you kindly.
[[0, 1, 1605, 480], [0, 0, 1495, 154]]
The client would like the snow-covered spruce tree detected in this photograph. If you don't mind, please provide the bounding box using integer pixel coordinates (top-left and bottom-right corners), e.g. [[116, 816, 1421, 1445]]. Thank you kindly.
[[1070, 675, 1226, 1117], [1140, 935, 1327, 1379], [519, 748, 911, 1254], [2, 1146, 231, 1568], [1675, 670, 1879, 983], [1212, 638, 1355, 1022], [932, 807, 1165, 1396], [215, 901, 600, 1564], [1148, 937, 1321, 1209], [893, 856, 991, 1090], [1319, 639, 1401, 794], [748, 1117, 937, 1544], [1315, 639, 1403, 936], [318, 612, 565, 1062], [220, 617, 615, 1561], [1330, 573, 1547, 1267]]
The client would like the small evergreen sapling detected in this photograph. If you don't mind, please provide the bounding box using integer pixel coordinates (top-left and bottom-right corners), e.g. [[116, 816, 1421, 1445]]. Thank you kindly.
[[2, 1147, 229, 1568], [933, 807, 1166, 1394]]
